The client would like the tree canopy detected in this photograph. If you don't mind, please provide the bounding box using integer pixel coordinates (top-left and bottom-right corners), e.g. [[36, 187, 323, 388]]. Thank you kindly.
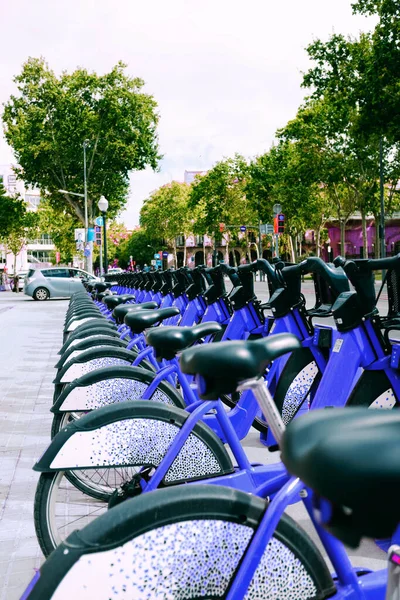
[[3, 58, 161, 225], [188, 155, 255, 233], [117, 228, 164, 268]]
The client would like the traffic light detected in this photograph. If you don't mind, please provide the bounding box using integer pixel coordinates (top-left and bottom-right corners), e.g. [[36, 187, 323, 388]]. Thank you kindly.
[[219, 223, 225, 232], [273, 216, 278, 234], [277, 213, 285, 233], [95, 226, 102, 246]]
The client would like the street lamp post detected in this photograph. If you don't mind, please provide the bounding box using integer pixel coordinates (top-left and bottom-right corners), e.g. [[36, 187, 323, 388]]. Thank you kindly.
[[58, 188, 89, 271], [58, 140, 92, 273], [98, 196, 109, 274], [83, 141, 91, 273]]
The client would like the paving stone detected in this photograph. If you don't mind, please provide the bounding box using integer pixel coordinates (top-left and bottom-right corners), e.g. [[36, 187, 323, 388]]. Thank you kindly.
[[0, 292, 67, 599]]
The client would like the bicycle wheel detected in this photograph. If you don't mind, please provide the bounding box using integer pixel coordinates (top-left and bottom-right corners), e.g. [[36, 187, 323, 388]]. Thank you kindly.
[[345, 370, 399, 553], [51, 411, 84, 438], [273, 347, 322, 424], [32, 485, 335, 599], [52, 365, 186, 416], [346, 370, 400, 409], [35, 402, 234, 557]]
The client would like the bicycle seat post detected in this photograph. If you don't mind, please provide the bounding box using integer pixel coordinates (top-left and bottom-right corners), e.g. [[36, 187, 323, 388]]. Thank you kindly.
[[387, 545, 400, 600], [238, 377, 286, 445]]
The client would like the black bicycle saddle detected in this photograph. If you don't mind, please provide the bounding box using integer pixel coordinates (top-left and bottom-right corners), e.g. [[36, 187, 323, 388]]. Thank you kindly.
[[281, 408, 400, 545], [180, 333, 301, 399], [124, 307, 180, 334], [146, 322, 222, 361], [113, 302, 158, 324]]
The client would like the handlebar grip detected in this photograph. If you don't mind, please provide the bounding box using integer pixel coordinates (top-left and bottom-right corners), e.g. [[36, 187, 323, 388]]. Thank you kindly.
[[219, 263, 237, 275], [237, 263, 256, 274], [333, 256, 346, 268], [369, 254, 400, 271], [281, 261, 307, 278], [255, 258, 271, 273], [219, 263, 242, 286]]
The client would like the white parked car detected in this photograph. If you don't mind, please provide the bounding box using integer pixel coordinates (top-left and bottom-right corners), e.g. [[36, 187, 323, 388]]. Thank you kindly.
[[107, 267, 124, 275], [24, 267, 101, 301]]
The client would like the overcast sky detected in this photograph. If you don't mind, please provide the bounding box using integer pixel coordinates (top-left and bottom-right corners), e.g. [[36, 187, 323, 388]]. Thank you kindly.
[[0, 1, 375, 227]]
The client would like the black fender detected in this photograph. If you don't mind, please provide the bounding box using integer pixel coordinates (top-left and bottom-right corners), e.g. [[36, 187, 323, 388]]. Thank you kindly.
[[52, 365, 185, 412], [65, 304, 100, 317], [58, 327, 120, 355], [35, 401, 234, 482], [54, 347, 139, 384], [64, 316, 111, 334], [64, 310, 101, 327], [62, 320, 117, 345], [55, 336, 128, 369]]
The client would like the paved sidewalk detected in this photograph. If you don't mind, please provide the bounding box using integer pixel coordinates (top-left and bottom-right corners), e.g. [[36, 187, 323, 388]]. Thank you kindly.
[[0, 292, 67, 600]]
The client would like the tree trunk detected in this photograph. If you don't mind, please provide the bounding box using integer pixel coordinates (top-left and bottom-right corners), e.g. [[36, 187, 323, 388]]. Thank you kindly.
[[374, 213, 380, 258], [233, 247, 237, 267], [289, 235, 296, 263], [361, 210, 368, 258], [315, 227, 321, 258], [213, 234, 217, 266], [340, 220, 346, 257], [13, 253, 18, 293], [183, 237, 187, 267], [173, 239, 177, 268], [225, 238, 229, 264]]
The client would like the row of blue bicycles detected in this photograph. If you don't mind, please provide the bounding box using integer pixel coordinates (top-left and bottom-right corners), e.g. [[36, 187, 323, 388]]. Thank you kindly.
[[23, 255, 400, 598]]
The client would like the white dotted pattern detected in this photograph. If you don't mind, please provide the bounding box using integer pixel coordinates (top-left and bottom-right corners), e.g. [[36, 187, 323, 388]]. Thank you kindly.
[[50, 418, 222, 482], [282, 362, 319, 424], [59, 378, 174, 411], [50, 519, 317, 599], [369, 388, 397, 409]]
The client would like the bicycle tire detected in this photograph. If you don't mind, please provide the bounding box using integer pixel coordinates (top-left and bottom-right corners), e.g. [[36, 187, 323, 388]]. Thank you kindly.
[[221, 348, 322, 432], [32, 485, 335, 598], [273, 347, 322, 424], [52, 365, 186, 415], [35, 402, 234, 557], [53, 355, 155, 407], [346, 369, 399, 409]]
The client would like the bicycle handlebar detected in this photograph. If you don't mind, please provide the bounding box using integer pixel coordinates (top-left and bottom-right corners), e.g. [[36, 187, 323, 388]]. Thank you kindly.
[[219, 263, 242, 288], [334, 254, 400, 273], [367, 254, 400, 271]]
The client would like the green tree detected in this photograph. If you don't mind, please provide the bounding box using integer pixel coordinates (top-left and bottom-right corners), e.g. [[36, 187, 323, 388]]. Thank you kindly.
[[246, 140, 329, 260], [300, 32, 398, 256], [36, 199, 79, 264], [103, 222, 130, 269], [117, 228, 163, 269], [351, 0, 400, 142], [3, 58, 161, 226], [140, 181, 192, 266], [246, 152, 275, 223], [0, 190, 38, 288], [188, 155, 256, 263]]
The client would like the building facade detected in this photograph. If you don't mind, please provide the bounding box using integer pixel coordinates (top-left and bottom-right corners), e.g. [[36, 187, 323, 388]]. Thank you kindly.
[[0, 164, 55, 273]]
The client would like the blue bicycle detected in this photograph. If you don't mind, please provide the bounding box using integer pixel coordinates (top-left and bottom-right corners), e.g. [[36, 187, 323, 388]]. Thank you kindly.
[[24, 335, 400, 599]]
